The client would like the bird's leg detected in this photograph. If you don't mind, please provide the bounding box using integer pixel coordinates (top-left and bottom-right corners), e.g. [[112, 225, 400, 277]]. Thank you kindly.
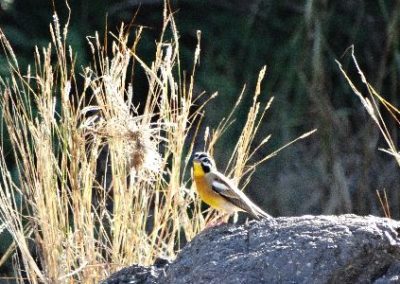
[[205, 212, 231, 228]]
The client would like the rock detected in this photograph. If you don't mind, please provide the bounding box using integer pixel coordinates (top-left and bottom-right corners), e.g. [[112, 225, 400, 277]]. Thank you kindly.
[[100, 258, 170, 284], [101, 215, 400, 284]]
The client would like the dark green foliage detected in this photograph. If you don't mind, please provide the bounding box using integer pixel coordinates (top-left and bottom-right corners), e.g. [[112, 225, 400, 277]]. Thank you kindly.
[[0, 0, 399, 281], [0, 0, 399, 232]]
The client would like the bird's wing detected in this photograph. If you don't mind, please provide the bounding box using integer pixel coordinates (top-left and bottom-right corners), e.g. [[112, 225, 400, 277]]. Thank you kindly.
[[209, 172, 239, 197], [210, 172, 263, 219]]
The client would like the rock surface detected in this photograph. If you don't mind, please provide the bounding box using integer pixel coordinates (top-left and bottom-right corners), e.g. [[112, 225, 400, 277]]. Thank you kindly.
[[101, 215, 400, 283]]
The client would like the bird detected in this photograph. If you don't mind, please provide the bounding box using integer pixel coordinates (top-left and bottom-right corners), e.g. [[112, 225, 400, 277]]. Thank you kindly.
[[192, 151, 272, 220]]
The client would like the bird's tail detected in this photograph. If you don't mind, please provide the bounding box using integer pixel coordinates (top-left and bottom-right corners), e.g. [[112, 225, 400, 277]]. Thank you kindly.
[[251, 203, 272, 219], [257, 206, 273, 219]]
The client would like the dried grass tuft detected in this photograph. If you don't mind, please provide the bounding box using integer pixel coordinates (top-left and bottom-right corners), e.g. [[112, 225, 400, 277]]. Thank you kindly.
[[0, 3, 313, 283]]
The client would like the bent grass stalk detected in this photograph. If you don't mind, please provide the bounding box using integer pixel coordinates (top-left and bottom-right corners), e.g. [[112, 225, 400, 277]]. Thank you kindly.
[[336, 46, 399, 217], [0, 4, 313, 283], [337, 46, 400, 166]]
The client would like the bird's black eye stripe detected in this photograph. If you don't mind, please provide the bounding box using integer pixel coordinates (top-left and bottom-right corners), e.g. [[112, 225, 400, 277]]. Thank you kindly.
[[201, 157, 211, 164], [194, 152, 208, 160], [201, 162, 211, 173]]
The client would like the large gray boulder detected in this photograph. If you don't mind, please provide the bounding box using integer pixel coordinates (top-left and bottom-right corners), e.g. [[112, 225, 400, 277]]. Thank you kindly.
[[101, 215, 400, 283]]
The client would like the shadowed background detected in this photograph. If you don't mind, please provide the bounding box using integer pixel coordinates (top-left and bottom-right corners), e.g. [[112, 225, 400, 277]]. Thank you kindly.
[[0, 0, 399, 271]]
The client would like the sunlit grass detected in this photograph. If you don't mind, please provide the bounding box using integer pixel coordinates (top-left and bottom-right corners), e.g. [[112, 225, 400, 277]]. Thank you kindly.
[[0, 3, 314, 283], [337, 45, 400, 218]]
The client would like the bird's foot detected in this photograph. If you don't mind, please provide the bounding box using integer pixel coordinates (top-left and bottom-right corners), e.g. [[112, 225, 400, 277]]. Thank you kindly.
[[205, 213, 231, 228]]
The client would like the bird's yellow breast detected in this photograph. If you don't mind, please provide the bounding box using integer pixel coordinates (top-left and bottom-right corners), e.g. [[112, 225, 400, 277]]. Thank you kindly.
[[192, 161, 206, 178], [193, 161, 230, 210]]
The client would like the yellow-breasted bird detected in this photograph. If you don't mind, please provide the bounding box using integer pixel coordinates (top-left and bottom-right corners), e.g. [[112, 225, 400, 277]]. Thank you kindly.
[[192, 152, 272, 220]]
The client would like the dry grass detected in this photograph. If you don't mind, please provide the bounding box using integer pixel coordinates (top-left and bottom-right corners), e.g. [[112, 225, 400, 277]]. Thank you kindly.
[[0, 3, 314, 283], [337, 45, 400, 218]]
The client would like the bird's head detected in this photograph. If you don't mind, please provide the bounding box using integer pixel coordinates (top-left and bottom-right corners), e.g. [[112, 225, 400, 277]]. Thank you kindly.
[[193, 152, 215, 174]]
